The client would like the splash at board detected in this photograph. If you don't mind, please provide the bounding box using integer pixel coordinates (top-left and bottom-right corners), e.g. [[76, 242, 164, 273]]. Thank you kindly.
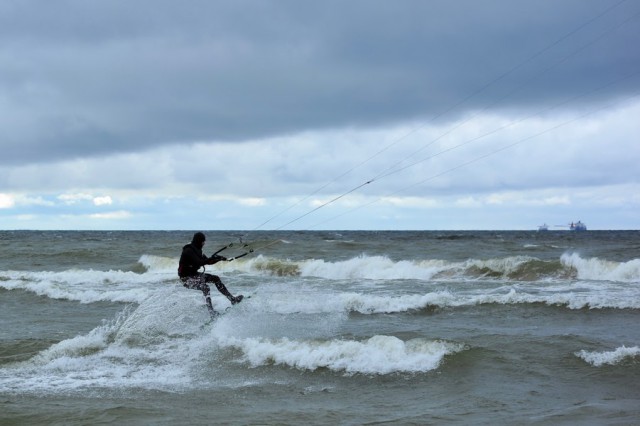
[[203, 294, 252, 325]]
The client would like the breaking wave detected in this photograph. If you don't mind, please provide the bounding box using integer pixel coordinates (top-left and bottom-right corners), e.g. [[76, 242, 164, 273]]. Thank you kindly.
[[0, 289, 467, 394], [1, 251, 638, 311], [215, 334, 466, 375], [576, 346, 640, 366], [212, 253, 640, 283]]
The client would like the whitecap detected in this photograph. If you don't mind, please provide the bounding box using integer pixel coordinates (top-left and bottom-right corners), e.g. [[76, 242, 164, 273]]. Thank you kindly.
[[561, 253, 640, 282], [576, 346, 640, 366], [214, 334, 466, 375]]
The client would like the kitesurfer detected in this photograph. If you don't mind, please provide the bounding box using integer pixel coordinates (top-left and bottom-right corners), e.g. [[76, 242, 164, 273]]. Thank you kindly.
[[178, 232, 243, 318]]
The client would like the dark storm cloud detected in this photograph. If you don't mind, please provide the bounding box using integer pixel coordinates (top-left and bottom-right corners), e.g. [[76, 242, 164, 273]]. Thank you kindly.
[[1, 0, 639, 166]]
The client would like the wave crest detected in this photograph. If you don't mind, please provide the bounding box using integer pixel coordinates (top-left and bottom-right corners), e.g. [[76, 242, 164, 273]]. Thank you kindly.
[[561, 253, 640, 282], [225, 253, 639, 283], [576, 346, 640, 366], [216, 334, 466, 375]]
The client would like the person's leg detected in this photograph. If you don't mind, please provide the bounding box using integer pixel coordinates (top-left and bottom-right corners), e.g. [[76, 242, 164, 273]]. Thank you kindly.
[[204, 273, 243, 304], [183, 276, 217, 317]]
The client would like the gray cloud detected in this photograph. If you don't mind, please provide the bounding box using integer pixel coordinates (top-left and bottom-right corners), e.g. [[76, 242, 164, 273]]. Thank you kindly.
[[1, 0, 639, 167]]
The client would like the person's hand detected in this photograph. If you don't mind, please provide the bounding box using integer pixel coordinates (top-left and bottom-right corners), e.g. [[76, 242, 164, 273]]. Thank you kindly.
[[209, 254, 227, 264]]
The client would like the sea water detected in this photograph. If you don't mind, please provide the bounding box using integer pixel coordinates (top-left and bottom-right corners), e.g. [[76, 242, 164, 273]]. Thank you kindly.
[[1, 230, 639, 425]]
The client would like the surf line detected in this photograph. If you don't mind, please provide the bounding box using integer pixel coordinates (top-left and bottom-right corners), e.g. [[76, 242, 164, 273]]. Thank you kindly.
[[245, 0, 635, 232]]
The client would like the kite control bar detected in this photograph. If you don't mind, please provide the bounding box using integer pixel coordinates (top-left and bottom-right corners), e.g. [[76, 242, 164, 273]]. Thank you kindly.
[[212, 241, 254, 262]]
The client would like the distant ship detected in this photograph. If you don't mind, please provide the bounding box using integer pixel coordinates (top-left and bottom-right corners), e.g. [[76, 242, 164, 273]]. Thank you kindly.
[[537, 224, 549, 232], [570, 221, 587, 231]]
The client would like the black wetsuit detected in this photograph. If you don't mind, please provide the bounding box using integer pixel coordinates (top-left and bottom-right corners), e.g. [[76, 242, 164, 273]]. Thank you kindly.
[[178, 242, 212, 277], [178, 243, 238, 317]]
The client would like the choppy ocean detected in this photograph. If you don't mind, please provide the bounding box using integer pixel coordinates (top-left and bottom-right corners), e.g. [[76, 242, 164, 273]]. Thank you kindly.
[[1, 230, 639, 425]]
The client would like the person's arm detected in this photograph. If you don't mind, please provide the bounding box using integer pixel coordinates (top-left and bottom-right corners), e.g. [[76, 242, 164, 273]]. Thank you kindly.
[[182, 246, 208, 270]]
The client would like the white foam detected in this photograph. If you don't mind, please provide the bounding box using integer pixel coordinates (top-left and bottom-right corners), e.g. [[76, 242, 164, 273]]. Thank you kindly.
[[3, 259, 636, 311], [215, 334, 466, 375], [464, 256, 535, 275], [237, 287, 460, 315], [144, 252, 640, 285], [576, 346, 640, 366], [138, 254, 178, 273], [298, 256, 447, 280], [248, 284, 640, 314], [561, 253, 640, 282], [219, 254, 452, 280], [467, 286, 640, 310], [0, 267, 174, 304], [0, 287, 466, 394], [0, 289, 215, 393], [1, 250, 638, 330]]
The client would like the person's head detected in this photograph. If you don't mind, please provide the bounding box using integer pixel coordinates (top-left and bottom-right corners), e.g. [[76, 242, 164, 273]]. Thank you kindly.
[[192, 232, 206, 249]]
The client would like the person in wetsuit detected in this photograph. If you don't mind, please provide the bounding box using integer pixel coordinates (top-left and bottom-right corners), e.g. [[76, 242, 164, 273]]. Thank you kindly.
[[178, 232, 243, 318]]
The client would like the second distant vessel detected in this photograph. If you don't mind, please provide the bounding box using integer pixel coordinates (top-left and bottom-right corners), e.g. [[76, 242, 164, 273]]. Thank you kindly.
[[570, 221, 587, 231]]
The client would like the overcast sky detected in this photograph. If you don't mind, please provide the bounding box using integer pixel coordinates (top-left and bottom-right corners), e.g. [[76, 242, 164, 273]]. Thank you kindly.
[[1, 0, 639, 230]]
